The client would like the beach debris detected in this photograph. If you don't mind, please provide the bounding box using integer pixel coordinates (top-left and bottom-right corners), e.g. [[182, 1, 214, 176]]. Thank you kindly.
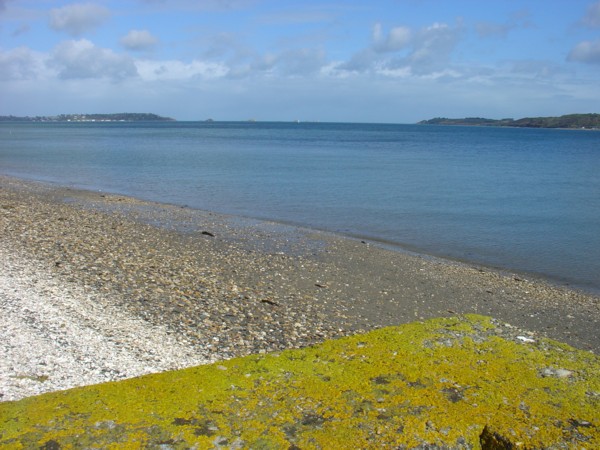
[[260, 299, 280, 306], [201, 231, 215, 237]]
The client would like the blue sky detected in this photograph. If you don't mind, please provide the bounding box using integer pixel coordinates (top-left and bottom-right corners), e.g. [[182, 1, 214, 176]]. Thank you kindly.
[[1, 0, 599, 122]]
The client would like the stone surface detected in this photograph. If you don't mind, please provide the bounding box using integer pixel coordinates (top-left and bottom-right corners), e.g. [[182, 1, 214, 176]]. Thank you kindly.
[[1, 315, 598, 448]]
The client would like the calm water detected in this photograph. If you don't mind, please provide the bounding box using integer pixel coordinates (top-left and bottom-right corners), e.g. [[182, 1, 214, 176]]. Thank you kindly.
[[1, 121, 599, 292]]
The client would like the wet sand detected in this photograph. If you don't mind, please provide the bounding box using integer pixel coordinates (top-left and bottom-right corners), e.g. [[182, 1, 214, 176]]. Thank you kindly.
[[1, 175, 599, 399]]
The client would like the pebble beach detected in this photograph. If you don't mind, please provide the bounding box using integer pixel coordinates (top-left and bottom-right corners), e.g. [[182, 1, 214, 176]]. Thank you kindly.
[[1, 175, 599, 402]]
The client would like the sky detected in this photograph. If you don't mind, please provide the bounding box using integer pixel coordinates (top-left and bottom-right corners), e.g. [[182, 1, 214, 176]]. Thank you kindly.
[[1, 0, 599, 123]]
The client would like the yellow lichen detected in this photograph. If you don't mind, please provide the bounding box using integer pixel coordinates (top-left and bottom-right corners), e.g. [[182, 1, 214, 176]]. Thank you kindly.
[[1, 315, 598, 448]]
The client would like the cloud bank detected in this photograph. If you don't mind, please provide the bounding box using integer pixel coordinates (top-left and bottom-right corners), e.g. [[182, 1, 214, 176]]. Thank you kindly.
[[1, 1, 599, 121]]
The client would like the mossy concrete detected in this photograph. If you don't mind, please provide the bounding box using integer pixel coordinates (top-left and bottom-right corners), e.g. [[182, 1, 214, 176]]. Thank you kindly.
[[1, 315, 598, 449]]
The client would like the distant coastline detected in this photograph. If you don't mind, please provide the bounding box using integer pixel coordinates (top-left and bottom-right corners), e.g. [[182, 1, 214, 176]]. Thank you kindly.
[[418, 113, 600, 129], [0, 113, 175, 123]]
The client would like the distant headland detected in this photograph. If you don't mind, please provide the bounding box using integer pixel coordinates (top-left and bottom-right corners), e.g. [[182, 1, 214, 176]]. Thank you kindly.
[[0, 113, 175, 122], [418, 113, 600, 129]]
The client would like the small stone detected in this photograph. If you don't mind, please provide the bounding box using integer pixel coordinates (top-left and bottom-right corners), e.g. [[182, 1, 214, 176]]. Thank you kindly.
[[555, 369, 573, 378], [541, 368, 573, 378]]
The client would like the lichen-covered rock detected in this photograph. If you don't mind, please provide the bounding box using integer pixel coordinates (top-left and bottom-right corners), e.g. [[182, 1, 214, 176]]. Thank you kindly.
[[1, 315, 599, 449]]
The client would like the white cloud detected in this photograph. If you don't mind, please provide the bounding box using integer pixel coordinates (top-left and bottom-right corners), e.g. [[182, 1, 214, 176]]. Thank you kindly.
[[372, 23, 411, 53], [250, 53, 277, 72], [49, 3, 110, 36], [409, 23, 461, 67], [120, 30, 158, 51], [272, 48, 326, 76], [475, 9, 532, 38], [376, 66, 411, 78], [582, 0, 600, 28], [135, 59, 228, 80], [0, 46, 46, 80], [337, 21, 462, 77], [510, 60, 568, 78], [337, 48, 377, 73], [49, 39, 137, 80], [567, 39, 600, 64], [184, 29, 329, 79], [200, 32, 255, 63]]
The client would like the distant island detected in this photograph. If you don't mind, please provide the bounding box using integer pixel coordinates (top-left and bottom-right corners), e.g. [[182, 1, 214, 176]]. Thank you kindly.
[[0, 113, 175, 122], [418, 113, 600, 129]]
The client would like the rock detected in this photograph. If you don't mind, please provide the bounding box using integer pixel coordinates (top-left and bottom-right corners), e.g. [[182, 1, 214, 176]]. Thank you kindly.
[[479, 425, 515, 449], [555, 368, 573, 378], [2, 315, 598, 448], [541, 367, 574, 378]]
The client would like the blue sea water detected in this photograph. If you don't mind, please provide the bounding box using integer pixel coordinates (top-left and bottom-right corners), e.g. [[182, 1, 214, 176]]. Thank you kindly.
[[1, 121, 599, 292]]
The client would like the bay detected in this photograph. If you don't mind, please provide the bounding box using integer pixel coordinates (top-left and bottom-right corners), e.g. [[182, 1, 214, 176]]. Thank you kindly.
[[1, 121, 598, 292]]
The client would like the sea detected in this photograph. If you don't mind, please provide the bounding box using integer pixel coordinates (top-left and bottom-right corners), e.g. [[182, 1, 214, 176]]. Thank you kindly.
[[1, 121, 599, 293]]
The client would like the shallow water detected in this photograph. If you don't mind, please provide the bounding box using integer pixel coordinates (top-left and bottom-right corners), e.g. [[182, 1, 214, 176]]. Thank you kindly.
[[1, 121, 598, 291]]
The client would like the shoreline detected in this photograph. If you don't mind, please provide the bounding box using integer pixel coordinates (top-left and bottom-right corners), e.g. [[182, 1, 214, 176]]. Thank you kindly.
[[8, 171, 598, 296], [1, 175, 599, 400]]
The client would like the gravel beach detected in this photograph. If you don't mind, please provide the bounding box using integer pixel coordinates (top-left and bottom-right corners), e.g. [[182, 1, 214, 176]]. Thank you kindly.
[[1, 175, 599, 402]]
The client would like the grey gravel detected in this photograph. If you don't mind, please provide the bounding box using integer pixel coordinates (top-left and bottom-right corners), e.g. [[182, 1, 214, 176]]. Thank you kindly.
[[1, 175, 599, 402]]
